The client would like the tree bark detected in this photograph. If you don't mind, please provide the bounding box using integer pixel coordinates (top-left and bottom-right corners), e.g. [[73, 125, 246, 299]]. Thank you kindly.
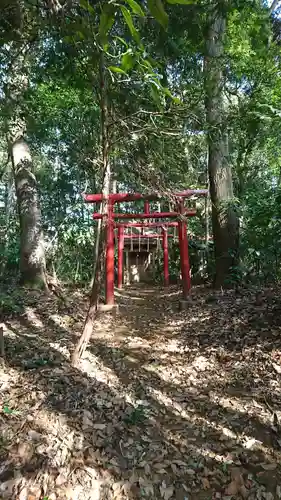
[[204, 3, 239, 288], [10, 135, 47, 288], [0, 169, 13, 275], [4, 2, 47, 289]]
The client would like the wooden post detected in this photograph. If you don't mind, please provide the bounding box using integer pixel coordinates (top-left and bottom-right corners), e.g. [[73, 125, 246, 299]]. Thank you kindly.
[[152, 251, 156, 279], [125, 250, 129, 284], [117, 226, 124, 289]]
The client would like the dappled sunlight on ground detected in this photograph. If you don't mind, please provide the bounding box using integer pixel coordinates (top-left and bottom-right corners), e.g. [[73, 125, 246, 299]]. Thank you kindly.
[[1, 284, 281, 498]]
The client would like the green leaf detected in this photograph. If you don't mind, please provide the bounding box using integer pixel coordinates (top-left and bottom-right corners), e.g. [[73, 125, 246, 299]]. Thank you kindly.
[[115, 36, 128, 48], [99, 4, 116, 43], [108, 66, 127, 74], [3, 405, 19, 415], [150, 85, 162, 108], [80, 0, 94, 14], [163, 86, 173, 98], [3, 406, 13, 415], [121, 52, 135, 71], [121, 6, 140, 43], [147, 0, 168, 28], [124, 0, 145, 17], [63, 35, 73, 43], [172, 95, 182, 104], [161, 86, 181, 103], [24, 358, 52, 369], [166, 0, 196, 4]]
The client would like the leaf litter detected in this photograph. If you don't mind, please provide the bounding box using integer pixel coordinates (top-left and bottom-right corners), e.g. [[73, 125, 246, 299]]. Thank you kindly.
[[1, 284, 281, 498]]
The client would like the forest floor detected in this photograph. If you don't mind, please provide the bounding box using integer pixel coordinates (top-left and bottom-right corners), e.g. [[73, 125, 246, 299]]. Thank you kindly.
[[1, 284, 281, 499]]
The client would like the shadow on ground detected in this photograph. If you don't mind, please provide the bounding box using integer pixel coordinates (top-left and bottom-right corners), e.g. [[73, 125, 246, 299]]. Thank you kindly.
[[1, 284, 281, 499]]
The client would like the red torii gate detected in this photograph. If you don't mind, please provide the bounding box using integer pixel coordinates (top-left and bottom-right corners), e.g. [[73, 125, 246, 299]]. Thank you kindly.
[[85, 189, 208, 306]]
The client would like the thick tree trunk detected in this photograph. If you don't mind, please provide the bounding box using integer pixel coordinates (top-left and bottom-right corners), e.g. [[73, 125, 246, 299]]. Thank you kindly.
[[11, 136, 47, 288], [205, 5, 239, 288], [4, 28, 47, 289]]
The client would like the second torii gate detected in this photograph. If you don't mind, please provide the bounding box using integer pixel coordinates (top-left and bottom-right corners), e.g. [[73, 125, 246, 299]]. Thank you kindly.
[[116, 225, 174, 288]]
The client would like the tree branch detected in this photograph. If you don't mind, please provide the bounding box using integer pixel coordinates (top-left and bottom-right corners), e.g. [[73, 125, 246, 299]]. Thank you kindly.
[[270, 0, 281, 13]]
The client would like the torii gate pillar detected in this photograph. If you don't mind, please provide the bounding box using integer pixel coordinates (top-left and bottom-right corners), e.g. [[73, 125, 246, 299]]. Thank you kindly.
[[162, 229, 169, 287], [178, 220, 191, 299], [106, 200, 115, 305]]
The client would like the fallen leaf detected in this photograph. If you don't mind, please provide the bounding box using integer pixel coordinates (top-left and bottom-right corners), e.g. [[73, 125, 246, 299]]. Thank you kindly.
[[272, 362, 281, 374], [28, 430, 42, 441], [17, 442, 34, 460], [55, 472, 68, 486], [19, 487, 28, 500], [244, 437, 262, 450], [230, 467, 244, 480], [144, 463, 151, 475], [240, 484, 250, 499], [260, 462, 277, 471], [225, 479, 240, 496], [92, 423, 106, 430], [61, 486, 82, 500], [186, 468, 195, 475], [171, 463, 178, 475], [172, 460, 188, 466], [160, 482, 174, 500], [28, 486, 41, 500], [225, 468, 245, 497], [139, 477, 154, 496], [202, 477, 210, 489], [82, 410, 93, 429], [192, 355, 212, 371], [154, 463, 168, 470], [262, 493, 274, 500]]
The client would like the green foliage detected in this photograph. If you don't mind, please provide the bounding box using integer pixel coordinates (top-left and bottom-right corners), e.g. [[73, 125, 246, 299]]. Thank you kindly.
[[23, 357, 53, 369], [49, 225, 95, 284], [99, 3, 117, 43], [147, 0, 169, 29], [240, 178, 281, 284], [0, 293, 23, 315], [1, 0, 281, 289], [3, 401, 20, 415], [124, 0, 145, 17], [80, 0, 95, 14], [121, 51, 136, 71], [121, 6, 141, 43], [124, 405, 147, 424]]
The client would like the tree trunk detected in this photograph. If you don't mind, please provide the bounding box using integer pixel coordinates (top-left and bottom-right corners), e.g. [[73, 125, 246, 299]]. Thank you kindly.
[[0, 169, 13, 275], [4, 25, 47, 289], [204, 4, 239, 288], [71, 51, 111, 366], [11, 135, 47, 288]]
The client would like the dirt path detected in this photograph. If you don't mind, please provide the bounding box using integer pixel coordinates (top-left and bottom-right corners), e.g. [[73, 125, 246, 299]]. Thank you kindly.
[[1, 284, 281, 499]]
